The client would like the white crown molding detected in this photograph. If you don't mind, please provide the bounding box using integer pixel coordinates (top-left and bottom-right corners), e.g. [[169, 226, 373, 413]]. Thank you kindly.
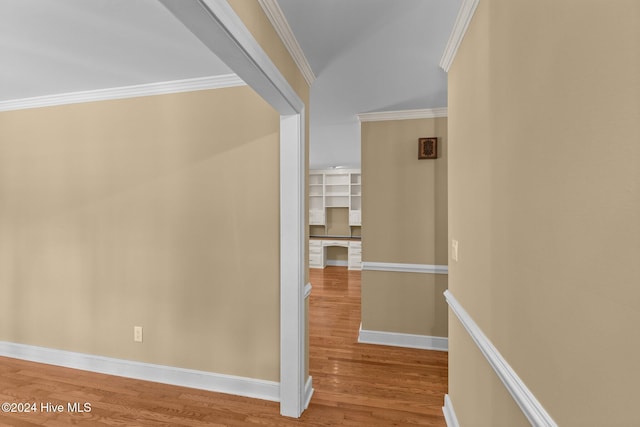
[[0, 341, 279, 402], [0, 74, 246, 113], [439, 0, 481, 72], [362, 262, 448, 275], [357, 107, 448, 122], [443, 394, 460, 427], [358, 324, 448, 351], [444, 290, 558, 427], [258, 0, 316, 86]]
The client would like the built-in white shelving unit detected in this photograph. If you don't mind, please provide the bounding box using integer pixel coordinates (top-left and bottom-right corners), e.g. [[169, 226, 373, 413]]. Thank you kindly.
[[349, 172, 361, 226], [308, 169, 361, 226], [308, 168, 362, 270], [309, 172, 325, 225], [309, 239, 362, 270]]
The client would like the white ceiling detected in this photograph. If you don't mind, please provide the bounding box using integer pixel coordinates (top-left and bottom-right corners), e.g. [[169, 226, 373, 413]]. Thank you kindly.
[[277, 0, 461, 168], [0, 0, 232, 102], [278, 0, 459, 110], [1, 0, 460, 168]]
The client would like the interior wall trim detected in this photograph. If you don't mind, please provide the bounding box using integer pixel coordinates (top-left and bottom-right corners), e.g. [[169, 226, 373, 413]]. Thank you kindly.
[[442, 394, 460, 427], [303, 376, 314, 409], [160, 0, 307, 417], [304, 282, 312, 299], [257, 0, 316, 86], [0, 341, 280, 402], [362, 262, 448, 275], [439, 0, 480, 72], [0, 74, 246, 112], [358, 324, 448, 352], [444, 290, 558, 427], [357, 107, 448, 122]]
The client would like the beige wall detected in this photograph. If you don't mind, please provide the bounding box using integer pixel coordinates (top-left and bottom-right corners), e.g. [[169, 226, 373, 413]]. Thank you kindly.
[[0, 87, 281, 381], [361, 118, 448, 336], [1, 0, 311, 388], [448, 0, 640, 425], [228, 0, 308, 98], [362, 272, 448, 336], [326, 247, 348, 263], [325, 207, 350, 236], [227, 0, 312, 381]]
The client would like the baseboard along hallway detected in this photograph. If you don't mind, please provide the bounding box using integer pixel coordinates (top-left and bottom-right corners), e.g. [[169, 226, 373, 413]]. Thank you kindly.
[[0, 266, 447, 426]]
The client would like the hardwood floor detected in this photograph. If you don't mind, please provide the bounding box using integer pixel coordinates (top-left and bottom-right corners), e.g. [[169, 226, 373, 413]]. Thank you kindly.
[[307, 267, 448, 426], [0, 267, 447, 426]]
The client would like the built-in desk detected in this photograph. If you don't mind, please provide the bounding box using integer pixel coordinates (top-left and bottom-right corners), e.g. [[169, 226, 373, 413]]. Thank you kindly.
[[309, 236, 361, 270]]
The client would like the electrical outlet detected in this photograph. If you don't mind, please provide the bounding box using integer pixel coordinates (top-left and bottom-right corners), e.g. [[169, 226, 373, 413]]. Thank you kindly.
[[134, 326, 143, 343], [452, 239, 459, 262]]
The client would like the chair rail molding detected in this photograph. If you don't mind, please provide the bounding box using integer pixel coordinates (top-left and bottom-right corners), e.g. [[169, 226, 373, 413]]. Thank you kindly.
[[439, 0, 481, 72], [444, 290, 558, 427], [362, 262, 448, 275]]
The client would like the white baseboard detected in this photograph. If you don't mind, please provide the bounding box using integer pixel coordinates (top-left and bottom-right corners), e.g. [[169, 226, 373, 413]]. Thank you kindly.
[[326, 260, 348, 267], [357, 324, 448, 351], [304, 376, 314, 409], [304, 282, 312, 299], [0, 341, 279, 402], [443, 394, 460, 427]]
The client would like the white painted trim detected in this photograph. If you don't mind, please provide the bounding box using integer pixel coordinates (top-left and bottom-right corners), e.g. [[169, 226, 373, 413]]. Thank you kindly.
[[279, 112, 306, 418], [257, 0, 315, 86], [358, 324, 448, 352], [303, 376, 314, 409], [443, 394, 460, 427], [362, 262, 448, 275], [0, 75, 246, 112], [161, 0, 306, 418], [304, 282, 312, 299], [0, 342, 279, 402], [326, 260, 348, 267], [162, 0, 303, 115], [439, 0, 481, 72], [445, 290, 558, 427], [357, 107, 448, 122]]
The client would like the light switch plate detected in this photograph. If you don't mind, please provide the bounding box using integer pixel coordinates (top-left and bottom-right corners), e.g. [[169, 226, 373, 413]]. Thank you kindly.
[[452, 240, 459, 262]]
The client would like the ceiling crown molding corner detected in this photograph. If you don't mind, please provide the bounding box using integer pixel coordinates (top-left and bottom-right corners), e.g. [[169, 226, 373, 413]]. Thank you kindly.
[[0, 74, 246, 112], [258, 0, 316, 86], [439, 0, 481, 72], [357, 107, 448, 122]]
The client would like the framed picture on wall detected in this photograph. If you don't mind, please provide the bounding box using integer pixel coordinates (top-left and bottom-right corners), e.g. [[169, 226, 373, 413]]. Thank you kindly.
[[418, 137, 438, 159]]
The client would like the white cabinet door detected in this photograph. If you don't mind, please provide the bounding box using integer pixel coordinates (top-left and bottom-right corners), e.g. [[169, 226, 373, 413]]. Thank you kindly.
[[349, 210, 361, 226], [309, 240, 325, 268], [348, 241, 362, 270], [309, 209, 325, 225]]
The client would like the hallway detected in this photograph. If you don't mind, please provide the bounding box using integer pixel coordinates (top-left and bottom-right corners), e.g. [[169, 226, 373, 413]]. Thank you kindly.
[[0, 267, 447, 426], [308, 266, 448, 426]]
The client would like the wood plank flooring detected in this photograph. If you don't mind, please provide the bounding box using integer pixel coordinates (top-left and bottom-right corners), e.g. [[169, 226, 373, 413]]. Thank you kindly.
[[0, 267, 447, 426]]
